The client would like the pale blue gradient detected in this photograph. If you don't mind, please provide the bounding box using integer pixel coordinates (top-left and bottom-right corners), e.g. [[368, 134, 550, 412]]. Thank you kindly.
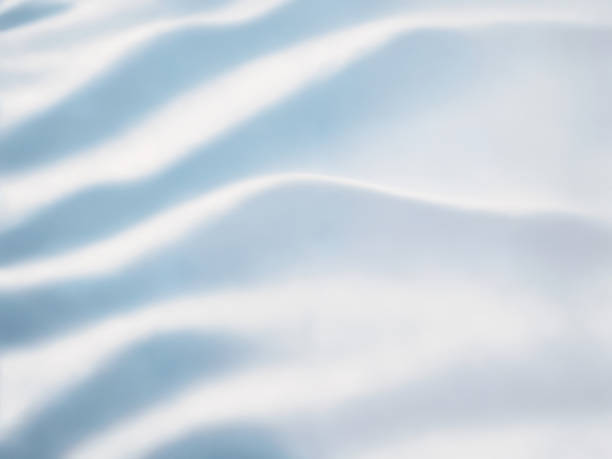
[[1, 1, 611, 458]]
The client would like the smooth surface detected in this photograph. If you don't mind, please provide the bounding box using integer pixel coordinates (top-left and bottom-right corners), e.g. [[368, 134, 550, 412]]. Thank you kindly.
[[1, 1, 612, 458]]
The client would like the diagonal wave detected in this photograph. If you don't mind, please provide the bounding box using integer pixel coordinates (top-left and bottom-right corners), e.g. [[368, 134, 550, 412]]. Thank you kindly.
[[1, 9, 608, 226], [2, 2, 612, 459], [2, 172, 608, 291], [0, 0, 290, 129]]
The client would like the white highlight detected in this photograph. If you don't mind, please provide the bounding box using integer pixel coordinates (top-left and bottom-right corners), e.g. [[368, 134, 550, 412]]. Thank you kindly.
[[0, 277, 562, 443], [1, 9, 607, 224], [0, 171, 576, 291], [0, 0, 290, 128], [342, 419, 612, 459], [64, 286, 561, 459]]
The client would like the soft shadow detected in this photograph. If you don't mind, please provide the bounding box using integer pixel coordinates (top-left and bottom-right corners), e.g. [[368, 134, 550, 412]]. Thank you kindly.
[[0, 30, 480, 263], [0, 181, 609, 347], [0, 2, 69, 31], [285, 340, 612, 456], [0, 0, 416, 172], [0, 331, 257, 458], [146, 423, 294, 459]]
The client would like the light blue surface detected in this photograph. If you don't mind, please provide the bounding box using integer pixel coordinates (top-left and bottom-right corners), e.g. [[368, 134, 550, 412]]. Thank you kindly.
[[1, 1, 611, 458]]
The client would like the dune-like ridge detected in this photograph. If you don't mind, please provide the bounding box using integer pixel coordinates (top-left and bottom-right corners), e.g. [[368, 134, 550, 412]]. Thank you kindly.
[[1, 1, 611, 458]]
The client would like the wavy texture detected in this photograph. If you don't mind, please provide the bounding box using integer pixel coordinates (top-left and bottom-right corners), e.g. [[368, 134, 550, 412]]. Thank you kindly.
[[1, 1, 612, 458]]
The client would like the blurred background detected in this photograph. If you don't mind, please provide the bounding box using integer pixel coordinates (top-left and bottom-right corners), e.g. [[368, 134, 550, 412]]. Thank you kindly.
[[1, 0, 612, 457]]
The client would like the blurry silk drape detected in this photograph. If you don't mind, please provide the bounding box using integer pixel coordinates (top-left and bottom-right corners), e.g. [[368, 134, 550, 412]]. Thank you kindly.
[[1, 0, 612, 458]]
